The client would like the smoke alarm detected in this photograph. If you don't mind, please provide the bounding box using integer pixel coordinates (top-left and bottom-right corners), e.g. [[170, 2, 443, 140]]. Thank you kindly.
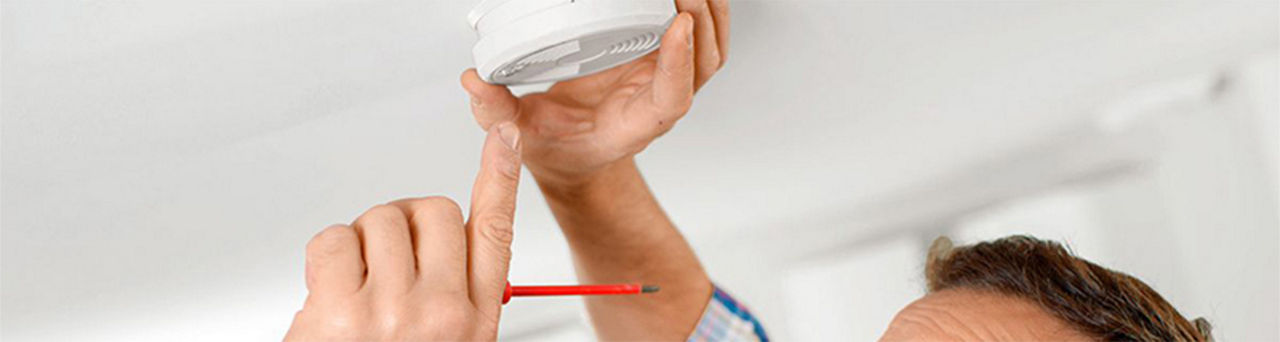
[[468, 0, 677, 85]]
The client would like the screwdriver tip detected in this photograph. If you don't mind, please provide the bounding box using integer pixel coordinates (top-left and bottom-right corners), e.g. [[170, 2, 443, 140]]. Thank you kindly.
[[641, 285, 661, 293]]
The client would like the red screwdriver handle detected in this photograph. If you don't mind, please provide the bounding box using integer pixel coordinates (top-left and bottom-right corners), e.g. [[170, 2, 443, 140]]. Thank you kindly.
[[503, 282, 513, 304]]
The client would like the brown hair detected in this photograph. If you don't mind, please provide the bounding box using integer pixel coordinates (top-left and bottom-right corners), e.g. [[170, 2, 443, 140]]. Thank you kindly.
[[925, 235, 1213, 342]]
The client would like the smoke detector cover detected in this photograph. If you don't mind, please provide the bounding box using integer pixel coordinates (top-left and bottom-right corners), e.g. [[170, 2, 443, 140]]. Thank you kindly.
[[469, 0, 676, 85]]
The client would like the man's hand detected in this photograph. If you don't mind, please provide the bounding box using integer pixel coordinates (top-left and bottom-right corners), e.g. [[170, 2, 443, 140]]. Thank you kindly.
[[284, 122, 523, 342], [461, 0, 729, 187]]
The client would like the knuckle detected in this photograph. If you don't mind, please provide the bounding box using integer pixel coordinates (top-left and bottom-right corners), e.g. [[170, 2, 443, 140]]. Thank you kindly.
[[476, 216, 515, 246], [411, 197, 464, 222], [307, 226, 353, 257], [358, 205, 405, 227]]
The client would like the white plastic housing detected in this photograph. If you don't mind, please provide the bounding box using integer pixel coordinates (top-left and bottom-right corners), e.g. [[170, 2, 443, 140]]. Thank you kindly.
[[469, 0, 676, 85]]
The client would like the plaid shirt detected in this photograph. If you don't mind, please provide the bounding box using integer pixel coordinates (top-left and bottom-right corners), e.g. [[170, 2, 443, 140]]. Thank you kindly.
[[687, 287, 769, 342]]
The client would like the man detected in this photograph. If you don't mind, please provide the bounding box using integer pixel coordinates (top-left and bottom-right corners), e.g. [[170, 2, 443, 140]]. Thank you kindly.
[[284, 0, 1212, 340], [881, 236, 1213, 341]]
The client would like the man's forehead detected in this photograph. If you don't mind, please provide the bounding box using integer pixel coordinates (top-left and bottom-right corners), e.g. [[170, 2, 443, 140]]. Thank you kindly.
[[879, 289, 1091, 342]]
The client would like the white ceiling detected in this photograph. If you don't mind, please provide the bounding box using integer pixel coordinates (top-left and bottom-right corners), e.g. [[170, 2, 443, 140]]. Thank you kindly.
[[3, 1, 1276, 340]]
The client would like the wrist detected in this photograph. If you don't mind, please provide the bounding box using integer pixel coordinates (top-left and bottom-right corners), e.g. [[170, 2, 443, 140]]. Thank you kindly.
[[532, 158, 641, 198], [535, 158, 667, 243]]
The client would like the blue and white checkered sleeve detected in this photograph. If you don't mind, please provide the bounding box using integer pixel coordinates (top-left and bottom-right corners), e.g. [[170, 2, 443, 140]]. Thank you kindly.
[[687, 286, 769, 342]]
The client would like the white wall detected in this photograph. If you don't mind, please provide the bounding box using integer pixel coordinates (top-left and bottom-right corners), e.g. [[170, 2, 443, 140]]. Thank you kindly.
[[3, 1, 1277, 341]]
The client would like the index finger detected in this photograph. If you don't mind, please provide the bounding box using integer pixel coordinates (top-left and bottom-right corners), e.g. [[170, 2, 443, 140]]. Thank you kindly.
[[466, 121, 523, 312]]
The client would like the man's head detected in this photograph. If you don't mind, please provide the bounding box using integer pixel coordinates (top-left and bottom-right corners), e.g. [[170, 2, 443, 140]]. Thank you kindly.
[[881, 235, 1213, 341]]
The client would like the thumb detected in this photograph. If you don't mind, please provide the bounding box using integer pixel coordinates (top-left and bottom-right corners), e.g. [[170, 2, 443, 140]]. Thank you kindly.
[[461, 69, 520, 130], [466, 121, 522, 311], [650, 12, 696, 120]]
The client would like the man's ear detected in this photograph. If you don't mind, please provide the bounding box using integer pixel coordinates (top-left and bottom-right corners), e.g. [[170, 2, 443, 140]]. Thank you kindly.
[[925, 236, 955, 291]]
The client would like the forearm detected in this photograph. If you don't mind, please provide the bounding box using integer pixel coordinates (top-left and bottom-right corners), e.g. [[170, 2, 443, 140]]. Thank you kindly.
[[537, 158, 711, 340]]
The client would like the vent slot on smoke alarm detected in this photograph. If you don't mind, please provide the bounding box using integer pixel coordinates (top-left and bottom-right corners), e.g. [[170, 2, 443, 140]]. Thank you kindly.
[[492, 28, 664, 84], [607, 32, 660, 55]]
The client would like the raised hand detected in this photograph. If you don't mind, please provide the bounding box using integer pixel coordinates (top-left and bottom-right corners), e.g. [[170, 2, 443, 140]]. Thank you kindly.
[[461, 0, 730, 187], [285, 122, 523, 341]]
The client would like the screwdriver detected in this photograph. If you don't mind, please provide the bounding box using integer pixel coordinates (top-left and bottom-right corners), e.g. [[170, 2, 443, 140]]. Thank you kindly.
[[503, 283, 660, 304]]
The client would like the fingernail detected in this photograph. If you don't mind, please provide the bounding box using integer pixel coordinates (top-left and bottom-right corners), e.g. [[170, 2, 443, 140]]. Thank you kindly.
[[496, 121, 520, 150], [471, 96, 482, 107]]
